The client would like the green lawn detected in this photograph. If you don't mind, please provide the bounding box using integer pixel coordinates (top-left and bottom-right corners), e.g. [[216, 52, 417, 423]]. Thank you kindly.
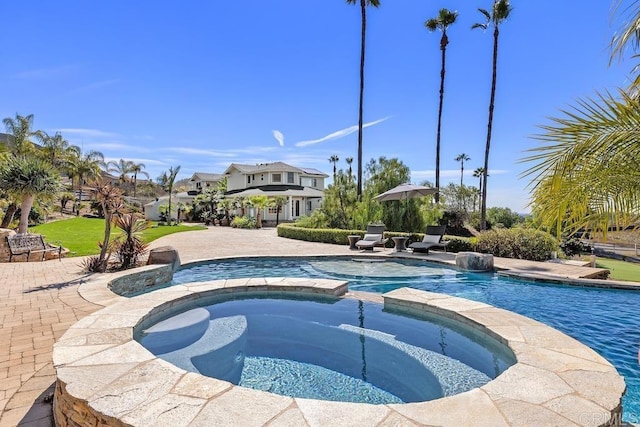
[[30, 217, 207, 257], [594, 258, 640, 282]]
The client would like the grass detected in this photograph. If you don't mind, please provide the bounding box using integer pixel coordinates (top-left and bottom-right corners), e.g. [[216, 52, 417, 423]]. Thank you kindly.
[[594, 258, 640, 282], [30, 217, 207, 257]]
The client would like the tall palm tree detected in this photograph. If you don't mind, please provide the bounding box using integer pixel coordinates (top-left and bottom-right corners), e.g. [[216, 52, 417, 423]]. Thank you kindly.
[[0, 157, 61, 234], [130, 162, 149, 198], [157, 166, 181, 225], [37, 131, 81, 171], [425, 8, 458, 204], [455, 153, 470, 186], [345, 156, 354, 180], [473, 0, 512, 230], [347, 0, 380, 200], [329, 155, 340, 181], [473, 167, 486, 196]]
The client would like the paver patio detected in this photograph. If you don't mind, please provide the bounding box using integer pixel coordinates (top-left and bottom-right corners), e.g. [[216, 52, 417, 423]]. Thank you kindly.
[[0, 226, 631, 426]]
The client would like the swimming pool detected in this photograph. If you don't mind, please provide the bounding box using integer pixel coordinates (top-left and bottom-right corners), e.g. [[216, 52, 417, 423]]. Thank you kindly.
[[170, 256, 640, 422], [138, 295, 515, 404]]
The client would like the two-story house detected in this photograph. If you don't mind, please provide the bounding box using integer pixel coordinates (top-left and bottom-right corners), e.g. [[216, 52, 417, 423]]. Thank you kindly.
[[223, 162, 327, 223], [187, 172, 225, 195]]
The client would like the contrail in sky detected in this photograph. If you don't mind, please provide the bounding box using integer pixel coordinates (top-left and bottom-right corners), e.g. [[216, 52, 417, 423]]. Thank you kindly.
[[294, 116, 390, 147]]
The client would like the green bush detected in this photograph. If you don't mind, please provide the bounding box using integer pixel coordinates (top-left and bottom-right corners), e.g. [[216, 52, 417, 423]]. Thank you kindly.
[[278, 223, 473, 253], [278, 223, 362, 244], [475, 228, 559, 261], [231, 216, 257, 229]]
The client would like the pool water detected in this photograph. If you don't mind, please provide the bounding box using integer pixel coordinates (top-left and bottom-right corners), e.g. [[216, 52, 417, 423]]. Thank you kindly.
[[170, 257, 640, 422], [139, 297, 514, 404]]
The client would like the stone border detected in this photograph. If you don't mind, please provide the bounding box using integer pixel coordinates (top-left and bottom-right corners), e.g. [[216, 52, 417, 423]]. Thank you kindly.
[[55, 279, 625, 426]]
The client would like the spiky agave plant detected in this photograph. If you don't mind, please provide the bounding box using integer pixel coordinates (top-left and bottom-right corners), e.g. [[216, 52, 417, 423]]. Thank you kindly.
[[113, 213, 149, 269]]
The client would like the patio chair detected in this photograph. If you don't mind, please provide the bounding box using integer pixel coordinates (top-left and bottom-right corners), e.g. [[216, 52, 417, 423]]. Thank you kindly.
[[355, 225, 388, 251], [409, 225, 449, 254]]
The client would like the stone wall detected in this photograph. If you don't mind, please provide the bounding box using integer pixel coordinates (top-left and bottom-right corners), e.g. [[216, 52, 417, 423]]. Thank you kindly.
[[54, 380, 128, 427], [107, 264, 174, 296]]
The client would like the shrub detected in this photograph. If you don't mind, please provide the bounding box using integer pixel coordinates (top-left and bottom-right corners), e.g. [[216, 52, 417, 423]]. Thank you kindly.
[[113, 214, 149, 270], [278, 223, 362, 244], [560, 237, 592, 257], [475, 228, 559, 261], [231, 216, 257, 229], [278, 223, 473, 253]]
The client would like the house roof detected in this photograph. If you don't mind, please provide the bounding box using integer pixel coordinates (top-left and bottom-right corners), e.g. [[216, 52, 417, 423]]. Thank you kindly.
[[190, 172, 224, 182], [298, 167, 328, 177], [222, 162, 328, 177]]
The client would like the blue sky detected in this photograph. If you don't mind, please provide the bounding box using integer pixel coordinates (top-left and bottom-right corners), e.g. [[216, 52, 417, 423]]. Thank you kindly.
[[1, 1, 632, 212]]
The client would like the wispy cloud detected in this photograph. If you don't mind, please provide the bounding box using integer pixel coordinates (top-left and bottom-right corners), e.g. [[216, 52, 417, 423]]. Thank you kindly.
[[164, 147, 236, 157], [295, 116, 390, 147], [85, 142, 151, 153], [70, 79, 120, 94], [57, 128, 121, 139], [272, 130, 284, 147], [13, 64, 78, 79], [104, 156, 166, 166]]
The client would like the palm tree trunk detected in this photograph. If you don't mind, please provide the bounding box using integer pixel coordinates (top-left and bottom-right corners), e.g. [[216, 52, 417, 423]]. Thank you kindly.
[[356, 0, 367, 200], [435, 33, 448, 204], [480, 27, 500, 230], [98, 212, 112, 271], [460, 162, 464, 187], [133, 173, 138, 198], [1, 203, 17, 228], [17, 195, 35, 234]]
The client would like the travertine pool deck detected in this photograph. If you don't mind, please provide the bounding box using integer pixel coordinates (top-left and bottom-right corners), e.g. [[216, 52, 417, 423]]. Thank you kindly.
[[0, 226, 636, 426], [53, 278, 625, 426]]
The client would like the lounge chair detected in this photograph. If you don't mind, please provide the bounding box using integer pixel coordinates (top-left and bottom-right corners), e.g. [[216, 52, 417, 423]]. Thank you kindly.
[[409, 225, 449, 254], [355, 225, 388, 251]]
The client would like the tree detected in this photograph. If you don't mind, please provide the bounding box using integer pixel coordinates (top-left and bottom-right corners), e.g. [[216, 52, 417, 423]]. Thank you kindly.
[[157, 166, 181, 225], [611, 0, 640, 88], [0, 157, 61, 234], [346, 0, 380, 200], [523, 90, 640, 237], [329, 154, 340, 181], [270, 196, 288, 225], [426, 8, 458, 204], [473, 0, 512, 230], [1, 113, 39, 226], [130, 162, 149, 198], [455, 153, 470, 186], [37, 132, 80, 171], [68, 149, 105, 208], [94, 182, 124, 271], [107, 159, 134, 187], [2, 113, 37, 156], [249, 195, 269, 228], [345, 156, 354, 180]]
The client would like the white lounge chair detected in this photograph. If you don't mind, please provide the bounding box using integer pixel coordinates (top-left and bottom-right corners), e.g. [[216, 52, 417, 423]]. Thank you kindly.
[[409, 225, 449, 254], [355, 225, 388, 251]]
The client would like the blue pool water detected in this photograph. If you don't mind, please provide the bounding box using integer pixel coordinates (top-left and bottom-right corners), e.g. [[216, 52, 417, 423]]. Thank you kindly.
[[139, 297, 515, 404], [169, 257, 640, 422]]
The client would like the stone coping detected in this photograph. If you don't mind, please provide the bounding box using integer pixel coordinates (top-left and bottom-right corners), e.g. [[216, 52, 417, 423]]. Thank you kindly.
[[55, 279, 626, 426]]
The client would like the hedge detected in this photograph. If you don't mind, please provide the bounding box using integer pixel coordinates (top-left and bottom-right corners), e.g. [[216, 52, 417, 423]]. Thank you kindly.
[[277, 223, 472, 252], [475, 228, 559, 262]]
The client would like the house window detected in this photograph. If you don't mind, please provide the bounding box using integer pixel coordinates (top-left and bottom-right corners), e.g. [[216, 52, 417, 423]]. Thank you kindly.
[[287, 172, 294, 184], [307, 201, 312, 212], [247, 175, 251, 184], [272, 173, 282, 183], [268, 207, 279, 214], [312, 178, 317, 187]]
